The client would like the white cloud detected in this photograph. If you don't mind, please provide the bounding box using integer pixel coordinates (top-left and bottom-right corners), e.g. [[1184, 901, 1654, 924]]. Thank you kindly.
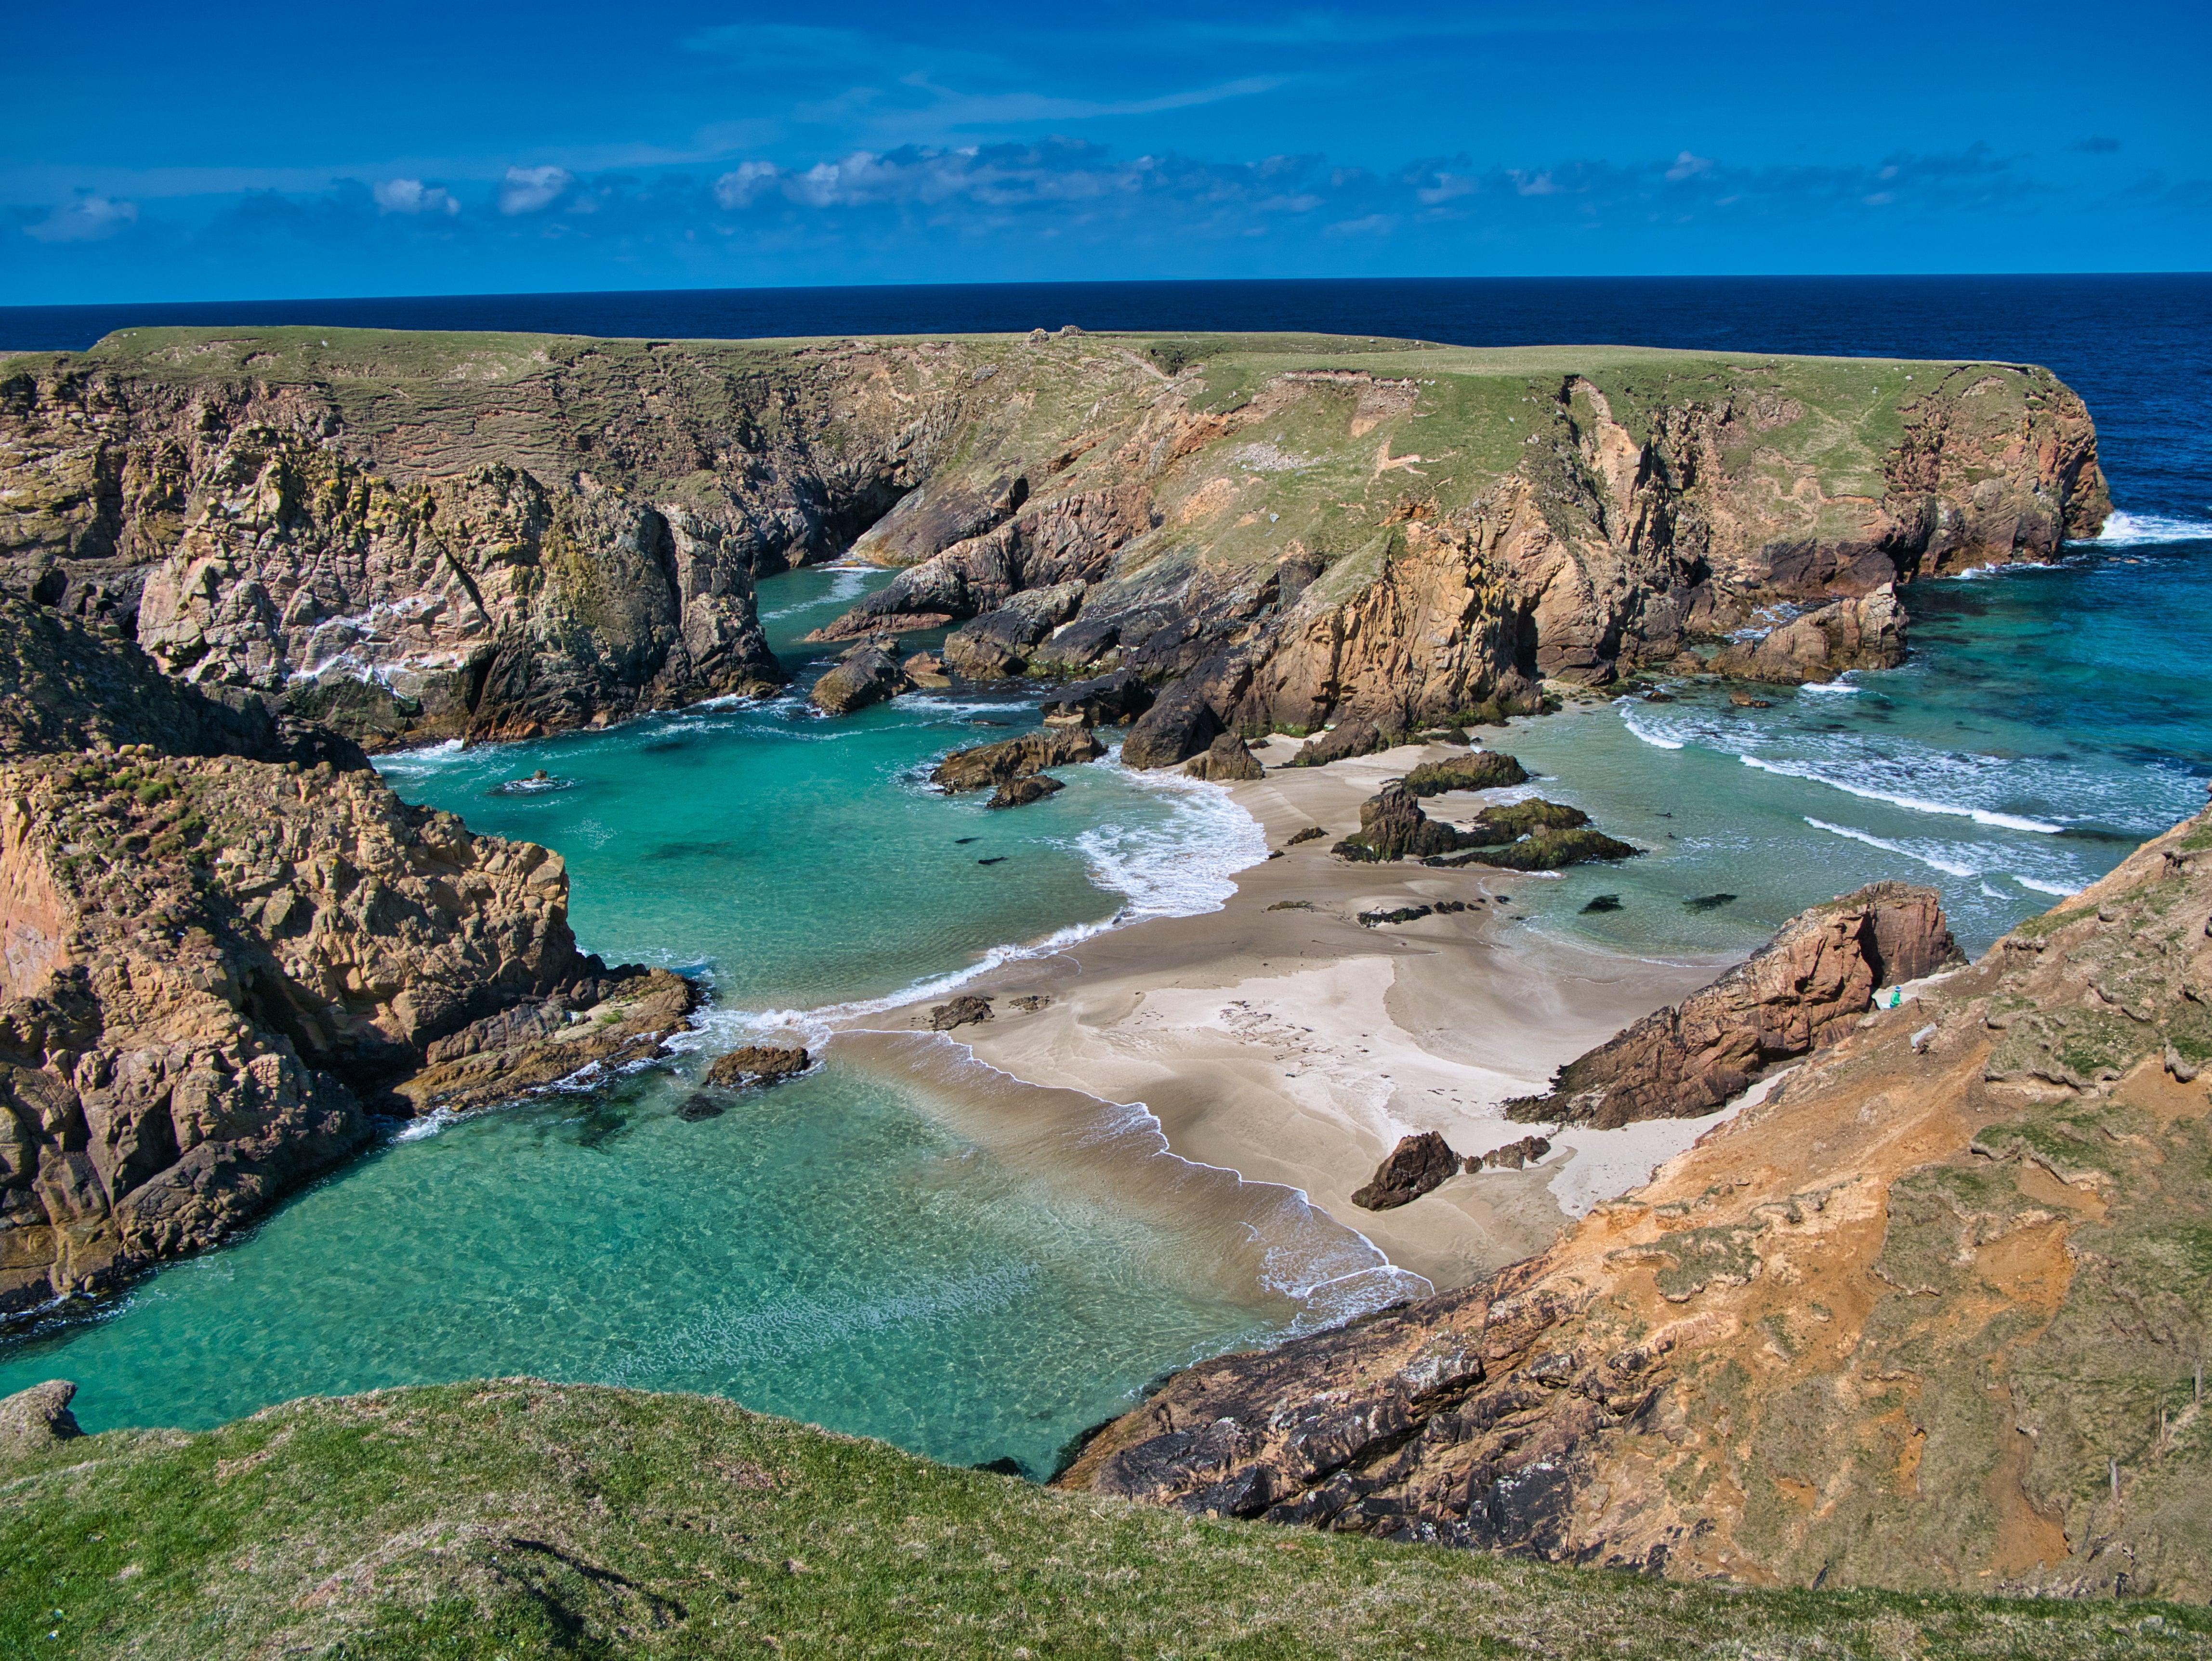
[[373, 178, 459, 215], [24, 193, 138, 243], [712, 161, 781, 209], [1664, 150, 1713, 182], [499, 165, 573, 215]]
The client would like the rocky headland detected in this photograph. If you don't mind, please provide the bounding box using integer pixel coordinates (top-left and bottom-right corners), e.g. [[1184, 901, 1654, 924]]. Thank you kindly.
[[3, 329, 2106, 762]]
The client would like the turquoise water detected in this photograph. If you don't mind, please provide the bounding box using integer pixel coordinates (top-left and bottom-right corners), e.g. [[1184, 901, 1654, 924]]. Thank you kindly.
[[1470, 533, 2212, 962]]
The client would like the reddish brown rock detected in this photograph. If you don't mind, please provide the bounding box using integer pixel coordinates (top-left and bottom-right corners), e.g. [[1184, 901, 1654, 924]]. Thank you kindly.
[[931, 727, 1105, 792], [703, 1044, 810, 1088], [1709, 587, 1909, 685], [1507, 881, 1961, 1128], [1182, 733, 1264, 782], [1350, 1131, 1461, 1211]]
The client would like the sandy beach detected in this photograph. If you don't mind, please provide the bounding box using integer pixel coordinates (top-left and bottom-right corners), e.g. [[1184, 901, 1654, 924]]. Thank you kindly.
[[842, 735, 1746, 1292]]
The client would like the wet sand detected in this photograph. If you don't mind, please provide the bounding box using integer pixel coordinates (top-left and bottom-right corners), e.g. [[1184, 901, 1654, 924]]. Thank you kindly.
[[844, 735, 1742, 1293]]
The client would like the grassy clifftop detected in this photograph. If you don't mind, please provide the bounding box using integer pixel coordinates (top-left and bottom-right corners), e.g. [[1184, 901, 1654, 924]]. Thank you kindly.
[[1, 1380, 2204, 1659]]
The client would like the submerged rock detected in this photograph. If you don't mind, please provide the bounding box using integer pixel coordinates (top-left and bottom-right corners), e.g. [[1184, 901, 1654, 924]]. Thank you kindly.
[[1506, 880, 1961, 1128], [1351, 1132, 1460, 1210]]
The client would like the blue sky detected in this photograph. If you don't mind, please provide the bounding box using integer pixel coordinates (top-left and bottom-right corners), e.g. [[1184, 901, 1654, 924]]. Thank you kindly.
[[3, 0, 2205, 303]]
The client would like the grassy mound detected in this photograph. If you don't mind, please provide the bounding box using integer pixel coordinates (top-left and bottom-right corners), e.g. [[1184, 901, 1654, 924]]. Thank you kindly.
[[1, 1381, 2204, 1659]]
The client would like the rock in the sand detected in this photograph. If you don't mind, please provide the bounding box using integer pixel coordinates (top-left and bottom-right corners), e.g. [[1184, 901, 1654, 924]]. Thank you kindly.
[[676, 1094, 726, 1122], [929, 995, 994, 1031], [1351, 1132, 1461, 1211], [903, 651, 951, 687], [1505, 881, 1962, 1128], [1285, 826, 1326, 847], [1334, 782, 1464, 862], [932, 727, 1106, 792], [704, 1045, 811, 1088], [1182, 733, 1264, 782], [1009, 994, 1052, 1013], [1358, 904, 1434, 928], [811, 637, 914, 714], [987, 774, 1064, 809], [1424, 825, 1640, 871], [1400, 751, 1528, 796], [1041, 668, 1153, 728], [0, 1380, 82, 1457], [1473, 1135, 1553, 1172], [1289, 715, 1398, 768]]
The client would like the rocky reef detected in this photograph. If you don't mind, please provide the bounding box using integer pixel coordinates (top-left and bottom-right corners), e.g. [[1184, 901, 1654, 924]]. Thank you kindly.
[[3, 329, 2107, 758], [0, 598, 658, 1318], [1064, 810, 2212, 1596]]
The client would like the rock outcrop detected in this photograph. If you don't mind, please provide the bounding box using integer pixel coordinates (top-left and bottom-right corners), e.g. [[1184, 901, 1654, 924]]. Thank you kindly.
[[1333, 783, 1466, 862], [1400, 752, 1529, 796], [1507, 881, 1960, 1127], [1063, 809, 2212, 1597], [1040, 670, 1153, 728], [0, 1379, 81, 1456], [987, 775, 1064, 810], [0, 599, 631, 1318], [930, 728, 1106, 793], [809, 637, 913, 715], [1709, 588, 1908, 685], [1334, 786, 1636, 869], [703, 1044, 810, 1088], [1351, 1131, 1461, 1210], [1182, 734, 1264, 782]]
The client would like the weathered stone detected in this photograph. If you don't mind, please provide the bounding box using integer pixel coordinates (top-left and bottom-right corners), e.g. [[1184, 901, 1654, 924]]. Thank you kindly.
[[929, 996, 994, 1031], [1333, 783, 1464, 862], [1351, 1132, 1461, 1210], [1182, 733, 1264, 782], [1507, 881, 1961, 1127], [902, 651, 951, 687], [1289, 717, 1393, 768], [931, 728, 1106, 792], [1400, 751, 1529, 797], [703, 1045, 810, 1088], [810, 638, 914, 715], [0, 1380, 81, 1457], [1041, 669, 1154, 728], [987, 775, 1065, 809], [1476, 1135, 1553, 1171], [1710, 587, 1908, 685]]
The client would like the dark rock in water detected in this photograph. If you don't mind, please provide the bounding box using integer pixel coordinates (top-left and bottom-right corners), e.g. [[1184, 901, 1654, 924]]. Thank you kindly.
[[1351, 1132, 1460, 1210], [1474, 1134, 1553, 1172], [1400, 751, 1528, 796], [976, 855, 1006, 865], [1358, 904, 1434, 928], [971, 1455, 1030, 1478], [930, 995, 995, 1031], [1582, 894, 1624, 914], [1121, 668, 1227, 768], [942, 581, 1088, 678], [810, 636, 915, 715], [954, 836, 977, 844], [933, 726, 1106, 792], [987, 774, 1064, 809], [1334, 783, 1463, 862], [1041, 668, 1153, 728], [1289, 715, 1395, 768], [1009, 994, 1051, 1012], [1182, 732, 1264, 782], [1285, 826, 1326, 847], [1642, 689, 1676, 703], [1728, 691, 1774, 709], [1685, 892, 1739, 912], [676, 1094, 726, 1122], [0, 1380, 83, 1456], [704, 1044, 810, 1088], [1506, 881, 1961, 1128], [903, 650, 951, 687]]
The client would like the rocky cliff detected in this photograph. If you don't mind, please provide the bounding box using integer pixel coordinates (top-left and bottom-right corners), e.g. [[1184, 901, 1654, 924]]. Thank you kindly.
[[1064, 808, 2212, 1598], [2, 329, 2106, 756], [0, 598, 684, 1319]]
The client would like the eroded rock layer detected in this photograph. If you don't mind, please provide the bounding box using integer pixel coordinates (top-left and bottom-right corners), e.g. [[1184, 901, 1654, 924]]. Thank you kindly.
[[1065, 815, 2212, 1597]]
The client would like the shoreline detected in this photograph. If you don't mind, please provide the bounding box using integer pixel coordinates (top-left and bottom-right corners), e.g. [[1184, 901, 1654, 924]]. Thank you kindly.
[[834, 735, 1742, 1292]]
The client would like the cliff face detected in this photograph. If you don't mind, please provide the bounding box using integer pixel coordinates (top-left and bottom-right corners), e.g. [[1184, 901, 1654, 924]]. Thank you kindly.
[[2, 329, 2106, 755], [0, 599, 631, 1318], [1064, 809, 2212, 1598]]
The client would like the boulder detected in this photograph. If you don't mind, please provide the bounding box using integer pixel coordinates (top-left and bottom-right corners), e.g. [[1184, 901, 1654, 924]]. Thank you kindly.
[[1285, 826, 1326, 847], [676, 1094, 726, 1122], [0, 1380, 83, 1458], [939, 581, 1091, 679], [1333, 783, 1465, 862], [704, 1045, 811, 1088], [1475, 1134, 1553, 1172], [1182, 733, 1264, 782], [903, 651, 951, 687], [1041, 669, 1154, 728], [929, 995, 994, 1031], [1506, 881, 1961, 1128], [932, 727, 1106, 792], [810, 637, 915, 714], [1400, 751, 1529, 796], [987, 775, 1064, 809], [1357, 905, 1434, 928], [1710, 586, 1908, 685], [1351, 1132, 1461, 1210], [1423, 827, 1640, 871], [1121, 673, 1224, 768], [1289, 716, 1396, 768]]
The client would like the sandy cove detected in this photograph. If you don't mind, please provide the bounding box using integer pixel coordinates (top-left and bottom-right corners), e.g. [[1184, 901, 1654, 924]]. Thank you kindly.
[[842, 735, 1742, 1293]]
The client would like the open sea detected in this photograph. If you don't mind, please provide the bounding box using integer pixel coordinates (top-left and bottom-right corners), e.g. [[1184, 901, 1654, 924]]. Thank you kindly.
[[1, 276, 2206, 1469]]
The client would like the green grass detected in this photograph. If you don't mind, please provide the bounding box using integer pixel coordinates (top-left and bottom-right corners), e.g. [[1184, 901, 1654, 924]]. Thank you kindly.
[[2, 1382, 2205, 1659]]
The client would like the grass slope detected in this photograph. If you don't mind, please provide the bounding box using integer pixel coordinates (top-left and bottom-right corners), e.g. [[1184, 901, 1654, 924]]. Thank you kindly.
[[1, 1382, 2203, 1660]]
